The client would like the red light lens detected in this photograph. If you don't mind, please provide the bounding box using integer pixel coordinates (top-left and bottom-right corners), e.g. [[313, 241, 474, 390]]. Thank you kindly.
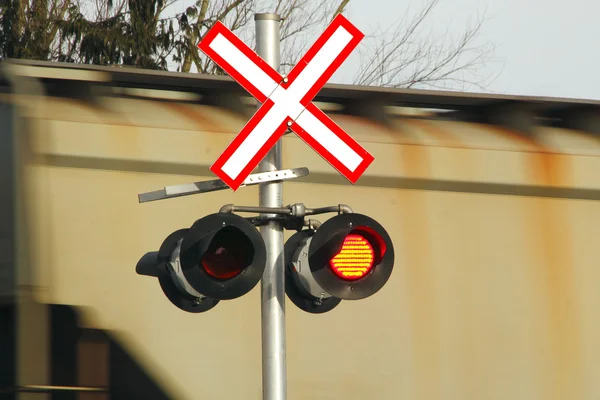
[[200, 228, 251, 280], [329, 234, 375, 281], [201, 246, 246, 280]]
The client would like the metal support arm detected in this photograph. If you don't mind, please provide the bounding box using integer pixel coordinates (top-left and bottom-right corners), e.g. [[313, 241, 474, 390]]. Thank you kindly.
[[138, 168, 309, 204], [219, 203, 353, 217]]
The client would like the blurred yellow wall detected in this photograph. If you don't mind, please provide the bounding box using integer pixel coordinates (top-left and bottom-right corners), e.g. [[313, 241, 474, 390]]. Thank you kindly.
[[12, 92, 600, 400]]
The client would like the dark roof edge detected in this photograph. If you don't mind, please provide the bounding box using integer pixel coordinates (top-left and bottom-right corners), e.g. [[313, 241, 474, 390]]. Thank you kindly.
[[3, 58, 600, 111]]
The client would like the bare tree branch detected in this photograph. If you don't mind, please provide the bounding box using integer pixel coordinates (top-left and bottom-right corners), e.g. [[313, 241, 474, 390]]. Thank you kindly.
[[1, 0, 498, 92], [353, 0, 499, 90], [332, 0, 350, 19]]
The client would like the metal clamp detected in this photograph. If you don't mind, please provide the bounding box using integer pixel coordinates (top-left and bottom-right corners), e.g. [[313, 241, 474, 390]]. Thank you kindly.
[[222, 203, 352, 232], [219, 203, 353, 216]]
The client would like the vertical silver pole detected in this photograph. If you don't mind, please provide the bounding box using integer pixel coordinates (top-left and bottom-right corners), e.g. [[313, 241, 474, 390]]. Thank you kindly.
[[255, 13, 287, 400]]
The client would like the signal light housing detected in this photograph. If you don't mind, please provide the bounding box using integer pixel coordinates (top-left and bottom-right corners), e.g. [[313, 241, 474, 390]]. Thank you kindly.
[[285, 213, 394, 313], [284, 230, 343, 314], [136, 213, 267, 312], [179, 213, 267, 300], [136, 229, 220, 313], [309, 213, 394, 301]]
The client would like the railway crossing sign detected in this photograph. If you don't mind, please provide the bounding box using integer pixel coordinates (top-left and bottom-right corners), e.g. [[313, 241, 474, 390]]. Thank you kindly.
[[138, 14, 396, 400], [198, 14, 375, 190]]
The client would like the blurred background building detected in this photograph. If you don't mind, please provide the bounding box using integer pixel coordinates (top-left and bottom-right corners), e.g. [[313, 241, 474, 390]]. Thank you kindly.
[[1, 60, 600, 399]]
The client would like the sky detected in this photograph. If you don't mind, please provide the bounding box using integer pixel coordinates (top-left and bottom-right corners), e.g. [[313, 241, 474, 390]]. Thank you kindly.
[[167, 0, 600, 101], [335, 0, 600, 100]]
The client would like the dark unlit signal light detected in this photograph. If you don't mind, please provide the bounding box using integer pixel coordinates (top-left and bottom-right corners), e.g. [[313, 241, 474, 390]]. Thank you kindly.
[[136, 213, 266, 313]]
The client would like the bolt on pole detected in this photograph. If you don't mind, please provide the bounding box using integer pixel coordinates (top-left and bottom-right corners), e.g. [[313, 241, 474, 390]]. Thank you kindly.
[[255, 13, 287, 400]]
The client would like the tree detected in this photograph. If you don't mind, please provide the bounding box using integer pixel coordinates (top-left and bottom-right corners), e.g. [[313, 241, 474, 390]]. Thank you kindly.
[[143, 0, 350, 74], [0, 0, 75, 61], [60, 0, 174, 68], [352, 0, 497, 90], [0, 0, 176, 68], [0, 0, 497, 91]]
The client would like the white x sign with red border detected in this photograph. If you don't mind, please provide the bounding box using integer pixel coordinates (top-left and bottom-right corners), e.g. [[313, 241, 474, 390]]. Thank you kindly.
[[198, 14, 374, 191]]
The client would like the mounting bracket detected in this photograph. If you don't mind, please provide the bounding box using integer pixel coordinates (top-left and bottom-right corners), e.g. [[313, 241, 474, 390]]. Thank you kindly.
[[138, 167, 309, 203]]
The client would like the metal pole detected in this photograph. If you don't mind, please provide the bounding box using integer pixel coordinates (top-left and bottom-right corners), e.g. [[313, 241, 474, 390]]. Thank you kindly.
[[255, 13, 286, 400]]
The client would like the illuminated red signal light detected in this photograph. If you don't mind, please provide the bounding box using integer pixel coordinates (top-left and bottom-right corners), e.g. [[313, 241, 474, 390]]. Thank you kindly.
[[329, 234, 375, 280], [306, 213, 394, 301]]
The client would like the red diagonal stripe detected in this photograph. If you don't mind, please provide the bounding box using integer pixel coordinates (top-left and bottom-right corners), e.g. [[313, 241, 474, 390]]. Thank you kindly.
[[282, 14, 364, 106], [198, 21, 282, 103]]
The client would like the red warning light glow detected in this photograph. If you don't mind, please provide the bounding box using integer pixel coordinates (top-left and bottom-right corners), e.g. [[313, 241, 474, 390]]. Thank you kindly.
[[201, 245, 246, 280], [329, 234, 375, 281]]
